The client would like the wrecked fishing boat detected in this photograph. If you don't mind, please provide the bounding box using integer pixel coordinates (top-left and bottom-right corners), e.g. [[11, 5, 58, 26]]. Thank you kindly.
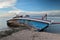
[[7, 14, 52, 31]]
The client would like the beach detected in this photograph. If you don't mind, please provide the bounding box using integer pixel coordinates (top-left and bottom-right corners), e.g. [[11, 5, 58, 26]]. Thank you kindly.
[[1, 30, 60, 40], [0, 16, 60, 40]]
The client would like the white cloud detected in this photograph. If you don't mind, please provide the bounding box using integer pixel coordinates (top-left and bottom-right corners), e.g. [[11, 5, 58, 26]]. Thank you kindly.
[[0, 10, 60, 17], [8, 10, 60, 15], [41, 10, 60, 15], [0, 0, 16, 8], [0, 13, 15, 17]]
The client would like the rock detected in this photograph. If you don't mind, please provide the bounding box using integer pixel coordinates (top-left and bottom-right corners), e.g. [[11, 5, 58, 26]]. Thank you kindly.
[[0, 29, 14, 38], [1, 30, 60, 40]]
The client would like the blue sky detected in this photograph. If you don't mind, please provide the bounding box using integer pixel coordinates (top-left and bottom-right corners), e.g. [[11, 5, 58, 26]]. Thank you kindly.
[[0, 0, 60, 15], [15, 0, 60, 11]]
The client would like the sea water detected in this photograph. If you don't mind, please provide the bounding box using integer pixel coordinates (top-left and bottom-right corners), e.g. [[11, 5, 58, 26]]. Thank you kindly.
[[0, 15, 60, 34], [44, 17, 60, 34], [0, 16, 14, 31]]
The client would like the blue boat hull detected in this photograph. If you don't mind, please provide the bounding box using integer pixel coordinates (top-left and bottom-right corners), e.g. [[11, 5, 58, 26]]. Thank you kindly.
[[17, 19, 49, 31]]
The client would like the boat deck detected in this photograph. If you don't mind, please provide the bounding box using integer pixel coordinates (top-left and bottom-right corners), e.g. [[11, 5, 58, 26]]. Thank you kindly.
[[12, 18, 52, 31], [14, 18, 52, 24]]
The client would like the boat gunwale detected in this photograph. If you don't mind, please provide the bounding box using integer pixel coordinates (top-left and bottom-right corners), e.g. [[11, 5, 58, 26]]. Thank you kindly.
[[13, 18, 52, 24]]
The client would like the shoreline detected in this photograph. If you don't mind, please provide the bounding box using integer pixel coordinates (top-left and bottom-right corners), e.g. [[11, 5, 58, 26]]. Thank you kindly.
[[0, 26, 31, 39], [1, 30, 60, 40]]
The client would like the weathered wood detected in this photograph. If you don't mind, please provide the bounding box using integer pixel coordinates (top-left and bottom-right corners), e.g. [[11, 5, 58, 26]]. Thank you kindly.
[[7, 19, 37, 31]]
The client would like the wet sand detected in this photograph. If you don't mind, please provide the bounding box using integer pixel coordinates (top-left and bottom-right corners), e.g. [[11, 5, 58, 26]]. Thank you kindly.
[[1, 30, 60, 40]]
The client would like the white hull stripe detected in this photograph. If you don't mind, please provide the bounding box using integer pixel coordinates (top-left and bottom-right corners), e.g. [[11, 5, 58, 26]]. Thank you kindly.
[[14, 18, 52, 24]]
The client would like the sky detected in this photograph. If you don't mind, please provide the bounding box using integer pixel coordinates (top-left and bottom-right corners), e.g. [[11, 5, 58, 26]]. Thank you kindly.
[[16, 0, 60, 11], [0, 0, 60, 15]]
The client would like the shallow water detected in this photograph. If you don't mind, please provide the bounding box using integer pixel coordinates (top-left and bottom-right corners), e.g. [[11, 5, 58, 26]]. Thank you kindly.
[[0, 16, 13, 31], [44, 17, 60, 34], [0, 15, 60, 34]]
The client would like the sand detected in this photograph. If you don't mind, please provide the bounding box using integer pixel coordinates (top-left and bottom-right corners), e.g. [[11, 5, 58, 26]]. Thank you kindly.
[[1, 30, 60, 40]]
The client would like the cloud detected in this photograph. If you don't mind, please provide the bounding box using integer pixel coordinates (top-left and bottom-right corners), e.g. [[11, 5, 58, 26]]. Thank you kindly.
[[0, 10, 60, 17], [0, 0, 16, 8], [8, 10, 60, 15], [0, 13, 15, 17], [41, 10, 60, 15]]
